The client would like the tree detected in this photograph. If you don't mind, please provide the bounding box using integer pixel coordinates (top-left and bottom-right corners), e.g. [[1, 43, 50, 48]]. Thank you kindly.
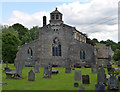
[[106, 39, 117, 51], [91, 38, 99, 43], [12, 23, 29, 44], [100, 40, 107, 44], [112, 49, 120, 61], [29, 26, 39, 40], [21, 26, 39, 44], [2, 32, 21, 63], [2, 26, 18, 36]]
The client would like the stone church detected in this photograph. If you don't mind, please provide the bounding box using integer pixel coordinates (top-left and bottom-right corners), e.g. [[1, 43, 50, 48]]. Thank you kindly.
[[14, 8, 112, 67]]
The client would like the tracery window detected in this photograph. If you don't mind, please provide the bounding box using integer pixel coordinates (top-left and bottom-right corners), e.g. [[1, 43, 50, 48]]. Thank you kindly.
[[52, 38, 61, 56]]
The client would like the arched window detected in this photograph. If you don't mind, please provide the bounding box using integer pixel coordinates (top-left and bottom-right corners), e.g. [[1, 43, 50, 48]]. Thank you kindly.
[[80, 50, 85, 59], [28, 47, 33, 59], [52, 38, 61, 56], [51, 14, 54, 19], [80, 51, 82, 59], [56, 14, 59, 19]]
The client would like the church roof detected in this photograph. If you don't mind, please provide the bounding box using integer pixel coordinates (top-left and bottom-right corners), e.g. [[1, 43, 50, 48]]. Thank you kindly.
[[50, 7, 62, 15]]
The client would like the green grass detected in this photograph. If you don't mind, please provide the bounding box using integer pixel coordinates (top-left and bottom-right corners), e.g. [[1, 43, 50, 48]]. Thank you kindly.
[[1, 64, 120, 91], [95, 43, 106, 47]]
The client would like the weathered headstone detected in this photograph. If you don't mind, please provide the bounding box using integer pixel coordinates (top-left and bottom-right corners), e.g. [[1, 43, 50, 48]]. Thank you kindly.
[[34, 62, 40, 73], [107, 69, 119, 90], [65, 67, 71, 73], [74, 70, 81, 81], [74, 82, 79, 87], [91, 65, 98, 73], [82, 75, 90, 84], [65, 58, 71, 73], [28, 69, 35, 81], [43, 64, 52, 78], [78, 85, 85, 92], [97, 66, 106, 85], [95, 82, 105, 92], [15, 62, 23, 78]]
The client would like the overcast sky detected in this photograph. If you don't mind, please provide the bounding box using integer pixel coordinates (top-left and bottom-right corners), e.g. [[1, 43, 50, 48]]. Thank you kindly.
[[1, 0, 119, 42]]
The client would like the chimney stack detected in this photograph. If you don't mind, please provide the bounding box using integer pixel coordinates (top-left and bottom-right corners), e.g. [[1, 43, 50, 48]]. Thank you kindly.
[[43, 16, 46, 27]]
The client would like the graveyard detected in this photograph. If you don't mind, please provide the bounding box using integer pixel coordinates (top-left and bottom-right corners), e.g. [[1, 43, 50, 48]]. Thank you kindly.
[[1, 64, 120, 91]]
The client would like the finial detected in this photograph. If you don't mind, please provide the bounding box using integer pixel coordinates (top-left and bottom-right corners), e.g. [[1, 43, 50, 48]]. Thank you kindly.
[[55, 7, 57, 11]]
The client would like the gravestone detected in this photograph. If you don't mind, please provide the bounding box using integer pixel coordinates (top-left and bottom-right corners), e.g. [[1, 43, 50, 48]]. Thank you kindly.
[[74, 82, 79, 87], [107, 69, 119, 90], [118, 74, 120, 82], [97, 66, 106, 85], [65, 67, 71, 73], [28, 69, 35, 81], [82, 75, 90, 84], [74, 70, 81, 81], [78, 85, 85, 92], [15, 62, 23, 78], [34, 62, 40, 73], [43, 64, 52, 78], [95, 82, 105, 92], [91, 65, 98, 73], [65, 58, 71, 73]]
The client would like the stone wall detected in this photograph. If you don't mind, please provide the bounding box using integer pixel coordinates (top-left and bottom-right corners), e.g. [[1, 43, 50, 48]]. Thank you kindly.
[[14, 23, 96, 67]]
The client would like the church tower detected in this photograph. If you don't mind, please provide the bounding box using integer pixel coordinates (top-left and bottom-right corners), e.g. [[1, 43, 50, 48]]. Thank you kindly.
[[49, 8, 63, 25]]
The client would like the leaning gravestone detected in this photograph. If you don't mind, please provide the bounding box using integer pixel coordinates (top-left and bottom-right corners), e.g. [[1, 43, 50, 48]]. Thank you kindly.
[[95, 82, 105, 92], [28, 69, 35, 81], [91, 65, 98, 73], [43, 64, 52, 78], [74, 70, 81, 81], [82, 75, 90, 84], [34, 62, 40, 73], [107, 69, 119, 90], [78, 85, 85, 92], [15, 62, 23, 78], [97, 66, 106, 85]]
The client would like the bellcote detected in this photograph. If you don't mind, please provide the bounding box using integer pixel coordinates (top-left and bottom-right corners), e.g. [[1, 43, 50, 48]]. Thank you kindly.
[[49, 8, 63, 25]]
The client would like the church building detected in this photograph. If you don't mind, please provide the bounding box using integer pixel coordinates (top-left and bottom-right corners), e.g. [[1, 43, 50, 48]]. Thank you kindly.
[[15, 8, 98, 67]]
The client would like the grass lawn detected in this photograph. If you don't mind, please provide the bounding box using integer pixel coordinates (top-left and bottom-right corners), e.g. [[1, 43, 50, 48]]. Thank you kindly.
[[1, 64, 120, 91]]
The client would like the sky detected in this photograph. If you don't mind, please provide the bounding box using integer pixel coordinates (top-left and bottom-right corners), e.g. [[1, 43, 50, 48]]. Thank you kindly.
[[0, 0, 119, 42]]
